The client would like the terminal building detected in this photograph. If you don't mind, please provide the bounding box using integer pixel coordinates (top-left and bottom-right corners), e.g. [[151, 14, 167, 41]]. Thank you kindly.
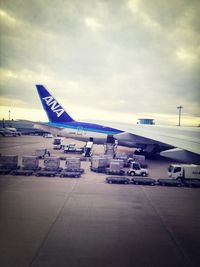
[[137, 118, 155, 125], [0, 120, 46, 135]]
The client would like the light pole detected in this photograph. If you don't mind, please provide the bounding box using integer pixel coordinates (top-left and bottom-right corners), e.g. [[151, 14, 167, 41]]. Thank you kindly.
[[177, 106, 183, 126]]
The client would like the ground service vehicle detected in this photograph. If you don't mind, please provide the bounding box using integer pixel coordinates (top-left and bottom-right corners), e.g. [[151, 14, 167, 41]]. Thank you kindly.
[[127, 162, 148, 177], [63, 144, 84, 154], [53, 138, 63, 150], [168, 164, 200, 180], [43, 133, 53, 138]]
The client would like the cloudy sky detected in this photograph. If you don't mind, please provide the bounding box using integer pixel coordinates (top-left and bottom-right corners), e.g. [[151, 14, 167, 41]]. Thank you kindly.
[[0, 0, 199, 126]]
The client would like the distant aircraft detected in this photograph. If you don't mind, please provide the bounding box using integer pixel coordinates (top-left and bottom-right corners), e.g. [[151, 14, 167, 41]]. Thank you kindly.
[[0, 127, 21, 137], [35, 85, 200, 163]]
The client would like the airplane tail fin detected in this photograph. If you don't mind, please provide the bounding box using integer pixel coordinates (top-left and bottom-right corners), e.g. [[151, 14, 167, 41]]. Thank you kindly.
[[36, 85, 74, 123]]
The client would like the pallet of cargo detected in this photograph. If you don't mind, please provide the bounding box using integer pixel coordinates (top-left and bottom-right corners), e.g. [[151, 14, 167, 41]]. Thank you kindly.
[[35, 170, 58, 177], [59, 171, 81, 178], [182, 180, 200, 188], [10, 170, 34, 176], [132, 177, 156, 185], [157, 179, 183, 187]]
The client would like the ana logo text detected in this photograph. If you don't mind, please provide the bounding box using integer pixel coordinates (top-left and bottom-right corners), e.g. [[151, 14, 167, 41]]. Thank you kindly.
[[42, 96, 64, 117]]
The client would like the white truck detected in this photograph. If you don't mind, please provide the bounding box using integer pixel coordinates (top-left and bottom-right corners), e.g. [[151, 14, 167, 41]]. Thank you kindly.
[[168, 164, 200, 180], [127, 162, 149, 177], [53, 138, 64, 150]]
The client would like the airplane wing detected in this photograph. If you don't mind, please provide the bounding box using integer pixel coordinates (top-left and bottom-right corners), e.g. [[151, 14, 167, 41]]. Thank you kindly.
[[98, 121, 200, 155], [118, 125, 199, 155]]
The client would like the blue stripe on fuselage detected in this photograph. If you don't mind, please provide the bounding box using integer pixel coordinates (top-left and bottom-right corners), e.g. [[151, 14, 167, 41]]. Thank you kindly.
[[45, 121, 123, 135]]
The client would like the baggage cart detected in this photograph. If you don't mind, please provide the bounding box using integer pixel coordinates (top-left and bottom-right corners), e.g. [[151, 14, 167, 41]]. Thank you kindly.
[[60, 170, 81, 178], [10, 170, 34, 176], [132, 177, 156, 185], [35, 170, 57, 177], [157, 179, 183, 187], [182, 180, 200, 188], [105, 176, 130, 184], [0, 169, 11, 175]]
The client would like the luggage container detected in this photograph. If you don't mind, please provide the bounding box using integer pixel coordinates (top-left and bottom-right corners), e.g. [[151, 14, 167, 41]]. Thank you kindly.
[[90, 156, 107, 173], [106, 159, 125, 175], [65, 157, 81, 171], [110, 159, 124, 169], [0, 155, 18, 169], [102, 155, 113, 166], [91, 157, 107, 168], [44, 157, 60, 171], [115, 153, 129, 167], [22, 156, 39, 170]]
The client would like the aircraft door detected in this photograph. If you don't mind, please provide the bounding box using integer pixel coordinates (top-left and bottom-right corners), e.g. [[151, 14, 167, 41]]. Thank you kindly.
[[76, 126, 84, 136]]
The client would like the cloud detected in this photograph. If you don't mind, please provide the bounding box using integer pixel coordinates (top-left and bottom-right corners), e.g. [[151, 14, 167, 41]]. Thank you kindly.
[[0, 0, 199, 126]]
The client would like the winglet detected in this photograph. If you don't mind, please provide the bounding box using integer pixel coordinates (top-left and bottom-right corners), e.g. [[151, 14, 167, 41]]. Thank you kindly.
[[36, 85, 74, 123]]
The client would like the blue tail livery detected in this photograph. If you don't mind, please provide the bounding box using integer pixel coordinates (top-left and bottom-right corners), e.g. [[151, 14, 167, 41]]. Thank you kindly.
[[36, 85, 74, 123], [35, 85, 122, 144]]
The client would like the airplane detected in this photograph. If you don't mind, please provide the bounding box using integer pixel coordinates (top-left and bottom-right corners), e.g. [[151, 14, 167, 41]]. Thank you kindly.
[[0, 126, 21, 137], [34, 85, 200, 163]]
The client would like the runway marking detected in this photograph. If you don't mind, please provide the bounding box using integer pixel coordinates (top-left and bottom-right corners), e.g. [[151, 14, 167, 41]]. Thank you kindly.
[[29, 178, 79, 267], [140, 186, 194, 267]]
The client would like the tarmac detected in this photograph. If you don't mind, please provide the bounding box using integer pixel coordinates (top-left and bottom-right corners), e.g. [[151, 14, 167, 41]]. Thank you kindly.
[[0, 136, 200, 267]]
